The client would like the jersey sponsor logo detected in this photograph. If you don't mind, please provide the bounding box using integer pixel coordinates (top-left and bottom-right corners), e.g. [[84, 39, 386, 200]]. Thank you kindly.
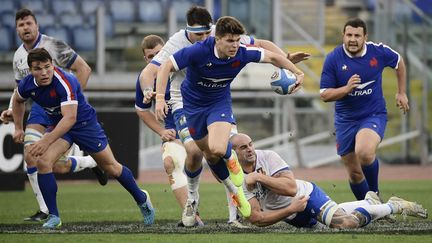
[[369, 57, 378, 67], [197, 81, 229, 88], [43, 106, 61, 116], [348, 80, 375, 97]]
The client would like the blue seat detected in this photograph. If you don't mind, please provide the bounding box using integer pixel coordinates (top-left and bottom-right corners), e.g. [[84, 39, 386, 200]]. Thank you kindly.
[[87, 14, 114, 38], [36, 14, 56, 31], [0, 0, 15, 14], [81, 0, 104, 15], [19, 0, 45, 14], [52, 0, 78, 15], [60, 14, 85, 28], [172, 0, 192, 22], [44, 26, 72, 45], [138, 0, 164, 23], [0, 26, 14, 51], [110, 0, 135, 22], [228, 0, 248, 23], [1, 11, 15, 28], [72, 27, 96, 51]]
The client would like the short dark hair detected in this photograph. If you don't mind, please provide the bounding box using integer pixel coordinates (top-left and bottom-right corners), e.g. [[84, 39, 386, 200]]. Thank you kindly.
[[343, 18, 367, 35], [215, 16, 245, 37], [27, 48, 52, 68], [15, 8, 37, 25], [186, 6, 212, 27], [141, 35, 164, 51]]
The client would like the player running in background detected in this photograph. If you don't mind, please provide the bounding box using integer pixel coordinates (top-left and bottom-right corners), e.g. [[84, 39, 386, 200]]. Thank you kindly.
[[155, 16, 305, 221], [0, 8, 107, 222], [231, 133, 427, 228], [12, 48, 155, 229], [320, 18, 409, 200], [135, 34, 204, 226], [141, 6, 309, 227]]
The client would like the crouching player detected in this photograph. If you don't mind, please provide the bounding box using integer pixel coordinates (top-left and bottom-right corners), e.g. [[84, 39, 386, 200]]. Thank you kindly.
[[231, 133, 428, 228], [12, 48, 155, 229]]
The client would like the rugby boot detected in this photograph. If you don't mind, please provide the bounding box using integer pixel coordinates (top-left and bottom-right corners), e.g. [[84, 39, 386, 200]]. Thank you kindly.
[[42, 214, 62, 229], [387, 196, 428, 219], [139, 190, 155, 225], [225, 151, 244, 187]]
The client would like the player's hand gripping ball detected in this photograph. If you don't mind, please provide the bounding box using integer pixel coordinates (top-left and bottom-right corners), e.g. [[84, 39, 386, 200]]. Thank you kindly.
[[270, 68, 297, 95]]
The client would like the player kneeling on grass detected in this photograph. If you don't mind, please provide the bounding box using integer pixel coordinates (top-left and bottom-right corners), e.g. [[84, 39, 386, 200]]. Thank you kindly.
[[231, 133, 428, 228], [12, 48, 155, 229]]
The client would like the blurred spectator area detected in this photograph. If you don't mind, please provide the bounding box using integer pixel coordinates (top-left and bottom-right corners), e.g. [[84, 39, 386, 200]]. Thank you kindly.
[[0, 0, 205, 71], [0, 0, 431, 72]]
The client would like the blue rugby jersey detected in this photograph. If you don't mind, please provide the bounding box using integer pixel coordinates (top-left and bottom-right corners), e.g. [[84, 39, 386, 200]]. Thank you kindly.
[[320, 42, 400, 123], [170, 36, 264, 108], [17, 67, 96, 125]]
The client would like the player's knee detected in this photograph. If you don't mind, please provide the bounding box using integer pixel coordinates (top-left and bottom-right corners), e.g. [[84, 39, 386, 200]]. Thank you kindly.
[[52, 160, 70, 174], [349, 170, 364, 183], [356, 149, 375, 164], [163, 157, 175, 175], [103, 162, 122, 177], [208, 145, 226, 158]]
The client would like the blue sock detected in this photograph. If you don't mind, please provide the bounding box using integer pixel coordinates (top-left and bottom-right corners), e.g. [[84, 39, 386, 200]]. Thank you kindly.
[[362, 158, 379, 193], [354, 207, 372, 226], [27, 166, 37, 174], [349, 179, 369, 200], [223, 142, 232, 159], [207, 158, 229, 181], [37, 173, 59, 216], [69, 157, 77, 173], [116, 166, 147, 205], [184, 166, 202, 178]]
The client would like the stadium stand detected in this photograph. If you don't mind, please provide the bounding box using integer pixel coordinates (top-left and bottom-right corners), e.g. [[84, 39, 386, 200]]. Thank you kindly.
[[19, 0, 45, 15], [137, 0, 165, 23], [52, 0, 78, 15], [44, 25, 72, 46], [109, 0, 135, 22], [0, 26, 14, 51], [60, 14, 85, 29], [72, 26, 96, 52], [0, 0, 15, 14], [1, 11, 15, 28]]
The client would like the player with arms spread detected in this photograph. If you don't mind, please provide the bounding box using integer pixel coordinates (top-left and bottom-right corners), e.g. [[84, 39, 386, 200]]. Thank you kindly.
[[155, 16, 305, 219]]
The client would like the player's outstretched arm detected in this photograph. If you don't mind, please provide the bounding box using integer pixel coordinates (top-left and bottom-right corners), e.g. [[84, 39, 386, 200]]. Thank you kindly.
[[136, 110, 176, 142], [394, 57, 409, 114], [155, 60, 174, 121], [247, 195, 309, 227], [69, 55, 91, 89], [139, 63, 159, 104], [246, 170, 297, 196], [254, 39, 310, 64], [11, 90, 26, 144], [263, 50, 305, 93]]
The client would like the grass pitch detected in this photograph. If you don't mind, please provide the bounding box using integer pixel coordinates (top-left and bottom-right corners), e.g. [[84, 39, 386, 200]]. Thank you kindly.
[[0, 180, 431, 242]]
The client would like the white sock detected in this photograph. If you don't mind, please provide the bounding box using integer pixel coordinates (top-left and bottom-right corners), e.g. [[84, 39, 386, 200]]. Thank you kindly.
[[338, 200, 370, 214], [224, 185, 238, 222], [186, 173, 200, 202], [27, 168, 49, 214], [355, 204, 392, 221], [70, 156, 97, 173], [222, 178, 237, 194]]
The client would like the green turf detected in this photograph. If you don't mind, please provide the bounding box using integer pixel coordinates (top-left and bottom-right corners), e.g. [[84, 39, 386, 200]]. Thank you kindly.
[[0, 180, 431, 241]]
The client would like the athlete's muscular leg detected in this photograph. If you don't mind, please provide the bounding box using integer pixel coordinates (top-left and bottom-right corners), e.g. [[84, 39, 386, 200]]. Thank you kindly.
[[341, 152, 364, 184], [203, 122, 232, 164], [164, 155, 188, 208], [35, 139, 71, 174], [184, 141, 204, 172], [89, 144, 122, 177], [355, 128, 380, 166]]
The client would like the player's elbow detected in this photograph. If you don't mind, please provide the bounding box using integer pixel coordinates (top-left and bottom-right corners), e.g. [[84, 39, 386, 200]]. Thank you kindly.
[[247, 212, 267, 227]]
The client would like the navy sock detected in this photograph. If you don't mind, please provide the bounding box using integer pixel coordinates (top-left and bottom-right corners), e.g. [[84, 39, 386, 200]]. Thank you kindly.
[[362, 158, 379, 193], [223, 142, 232, 159], [184, 166, 202, 178], [37, 173, 59, 216], [208, 158, 229, 181], [27, 166, 37, 174], [116, 166, 147, 205], [69, 157, 77, 173], [354, 207, 372, 226], [349, 179, 369, 200]]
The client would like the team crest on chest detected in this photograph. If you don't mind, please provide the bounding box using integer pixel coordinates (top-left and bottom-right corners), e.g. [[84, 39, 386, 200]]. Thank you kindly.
[[369, 57, 378, 67]]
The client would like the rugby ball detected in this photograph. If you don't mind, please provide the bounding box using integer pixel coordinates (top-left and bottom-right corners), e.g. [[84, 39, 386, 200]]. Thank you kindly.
[[270, 68, 297, 95]]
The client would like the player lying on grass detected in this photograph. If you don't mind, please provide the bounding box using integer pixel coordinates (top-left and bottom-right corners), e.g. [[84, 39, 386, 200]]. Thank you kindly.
[[12, 48, 155, 229], [231, 133, 428, 228]]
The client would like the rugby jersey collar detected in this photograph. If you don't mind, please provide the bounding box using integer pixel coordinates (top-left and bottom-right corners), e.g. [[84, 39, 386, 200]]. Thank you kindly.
[[342, 43, 367, 58]]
